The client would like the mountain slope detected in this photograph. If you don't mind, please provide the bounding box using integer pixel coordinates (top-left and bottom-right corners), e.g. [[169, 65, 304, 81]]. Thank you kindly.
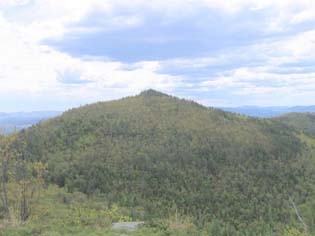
[[275, 112, 315, 137], [14, 90, 312, 231], [221, 106, 315, 118]]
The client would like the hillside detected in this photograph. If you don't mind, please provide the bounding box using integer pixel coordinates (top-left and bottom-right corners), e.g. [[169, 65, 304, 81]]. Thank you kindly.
[[221, 106, 315, 118], [7, 90, 315, 235], [275, 112, 315, 138]]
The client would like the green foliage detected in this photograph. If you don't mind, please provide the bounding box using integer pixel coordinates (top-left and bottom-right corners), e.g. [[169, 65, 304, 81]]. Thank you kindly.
[[283, 227, 305, 236], [2, 90, 315, 235], [275, 112, 315, 138]]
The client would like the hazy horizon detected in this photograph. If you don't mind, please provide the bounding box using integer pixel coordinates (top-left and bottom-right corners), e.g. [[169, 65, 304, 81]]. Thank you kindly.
[[2, 89, 315, 114]]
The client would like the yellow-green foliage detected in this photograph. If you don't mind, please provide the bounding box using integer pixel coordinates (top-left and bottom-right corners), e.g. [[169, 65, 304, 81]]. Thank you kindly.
[[2, 185, 205, 236], [30, 186, 132, 226], [298, 133, 315, 147], [1, 185, 313, 236], [166, 211, 196, 232], [284, 227, 305, 236], [64, 204, 132, 226], [1, 185, 134, 236]]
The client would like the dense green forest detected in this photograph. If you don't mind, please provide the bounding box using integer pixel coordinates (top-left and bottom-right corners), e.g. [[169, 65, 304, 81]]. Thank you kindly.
[[1, 90, 315, 236], [275, 113, 315, 138]]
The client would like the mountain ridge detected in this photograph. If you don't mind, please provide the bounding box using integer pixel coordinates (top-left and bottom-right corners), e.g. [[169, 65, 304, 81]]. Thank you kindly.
[[2, 90, 315, 134], [221, 105, 315, 117]]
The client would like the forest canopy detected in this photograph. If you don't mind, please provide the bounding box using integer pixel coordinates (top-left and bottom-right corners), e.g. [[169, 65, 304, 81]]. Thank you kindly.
[[1, 90, 315, 236]]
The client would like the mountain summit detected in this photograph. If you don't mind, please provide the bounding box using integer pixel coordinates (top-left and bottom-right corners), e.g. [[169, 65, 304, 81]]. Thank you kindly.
[[138, 89, 169, 97]]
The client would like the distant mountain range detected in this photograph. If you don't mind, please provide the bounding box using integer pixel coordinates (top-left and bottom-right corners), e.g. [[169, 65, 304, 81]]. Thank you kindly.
[[220, 106, 315, 118], [0, 111, 62, 134]]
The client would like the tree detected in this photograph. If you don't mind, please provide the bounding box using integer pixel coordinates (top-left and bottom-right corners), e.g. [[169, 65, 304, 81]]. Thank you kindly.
[[0, 134, 16, 217], [0, 134, 47, 222]]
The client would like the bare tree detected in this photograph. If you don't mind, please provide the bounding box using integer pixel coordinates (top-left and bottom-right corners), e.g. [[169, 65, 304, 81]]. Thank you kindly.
[[289, 197, 308, 236]]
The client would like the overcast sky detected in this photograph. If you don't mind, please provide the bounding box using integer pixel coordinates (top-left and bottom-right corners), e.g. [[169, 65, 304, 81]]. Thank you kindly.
[[1, 0, 315, 111]]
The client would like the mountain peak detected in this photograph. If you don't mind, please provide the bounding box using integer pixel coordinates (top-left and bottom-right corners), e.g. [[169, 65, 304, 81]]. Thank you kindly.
[[139, 89, 168, 97]]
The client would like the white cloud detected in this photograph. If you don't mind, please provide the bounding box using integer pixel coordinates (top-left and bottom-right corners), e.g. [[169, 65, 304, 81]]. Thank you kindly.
[[196, 27, 315, 102], [2, 0, 315, 109], [0, 0, 31, 7], [0, 7, 182, 109], [4, 0, 315, 39]]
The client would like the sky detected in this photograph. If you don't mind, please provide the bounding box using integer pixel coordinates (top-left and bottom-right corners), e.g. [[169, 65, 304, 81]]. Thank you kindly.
[[1, 0, 315, 111]]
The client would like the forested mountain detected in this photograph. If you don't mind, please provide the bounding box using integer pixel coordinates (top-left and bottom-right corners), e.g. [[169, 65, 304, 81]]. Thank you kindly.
[[221, 106, 315, 118], [275, 112, 315, 138], [5, 89, 315, 235]]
